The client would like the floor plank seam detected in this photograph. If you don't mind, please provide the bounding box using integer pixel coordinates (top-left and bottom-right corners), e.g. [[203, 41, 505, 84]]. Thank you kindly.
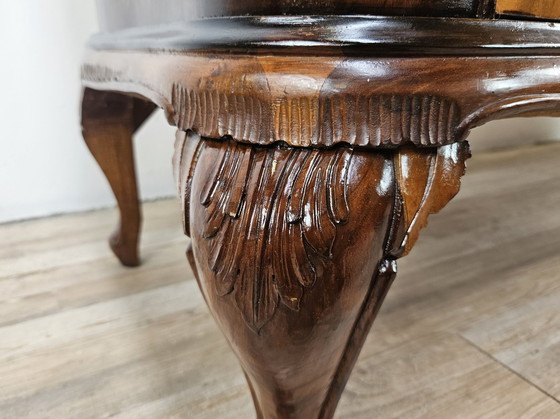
[[458, 334, 560, 406], [0, 238, 188, 282]]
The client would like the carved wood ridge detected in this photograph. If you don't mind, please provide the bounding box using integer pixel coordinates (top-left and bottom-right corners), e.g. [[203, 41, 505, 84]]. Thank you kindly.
[[82, 52, 560, 149], [172, 85, 461, 148]]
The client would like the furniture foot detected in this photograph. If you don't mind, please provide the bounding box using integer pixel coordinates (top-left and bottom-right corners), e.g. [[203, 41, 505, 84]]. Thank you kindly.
[[174, 132, 470, 419], [81, 88, 155, 266]]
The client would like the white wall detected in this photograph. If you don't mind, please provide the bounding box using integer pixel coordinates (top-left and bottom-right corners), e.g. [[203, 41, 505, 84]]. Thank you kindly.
[[0, 1, 176, 224], [1, 1, 559, 224]]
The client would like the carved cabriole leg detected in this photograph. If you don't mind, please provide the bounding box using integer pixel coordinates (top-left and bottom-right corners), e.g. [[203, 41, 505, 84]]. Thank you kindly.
[[81, 88, 156, 267], [174, 130, 470, 419]]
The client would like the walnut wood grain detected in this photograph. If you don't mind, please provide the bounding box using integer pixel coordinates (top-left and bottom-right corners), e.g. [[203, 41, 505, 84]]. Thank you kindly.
[[81, 88, 155, 266], [82, 51, 560, 149], [174, 133, 469, 419], [496, 0, 560, 20]]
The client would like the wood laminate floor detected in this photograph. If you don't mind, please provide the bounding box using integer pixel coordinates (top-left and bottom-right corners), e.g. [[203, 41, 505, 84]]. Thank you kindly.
[[1, 141, 560, 419]]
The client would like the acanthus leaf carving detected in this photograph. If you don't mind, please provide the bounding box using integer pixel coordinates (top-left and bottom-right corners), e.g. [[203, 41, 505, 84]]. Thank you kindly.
[[177, 135, 470, 332], [386, 142, 471, 258], [182, 137, 354, 331]]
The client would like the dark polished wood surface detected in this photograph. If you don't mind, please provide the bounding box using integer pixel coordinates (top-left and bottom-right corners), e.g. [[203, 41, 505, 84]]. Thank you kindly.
[[96, 0, 481, 32], [81, 89, 155, 266], [82, 1, 560, 418], [88, 16, 560, 56], [96, 0, 560, 33]]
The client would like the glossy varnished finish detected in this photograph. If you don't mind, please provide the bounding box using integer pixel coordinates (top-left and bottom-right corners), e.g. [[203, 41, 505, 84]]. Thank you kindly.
[[81, 2, 560, 418], [173, 132, 469, 419], [83, 51, 560, 149], [96, 0, 479, 32], [88, 16, 560, 54]]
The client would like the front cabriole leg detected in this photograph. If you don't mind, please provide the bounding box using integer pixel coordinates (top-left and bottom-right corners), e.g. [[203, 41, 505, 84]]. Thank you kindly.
[[174, 131, 470, 419]]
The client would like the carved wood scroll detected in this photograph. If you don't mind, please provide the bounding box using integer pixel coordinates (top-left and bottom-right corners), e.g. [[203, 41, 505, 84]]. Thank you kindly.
[[174, 132, 469, 419]]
